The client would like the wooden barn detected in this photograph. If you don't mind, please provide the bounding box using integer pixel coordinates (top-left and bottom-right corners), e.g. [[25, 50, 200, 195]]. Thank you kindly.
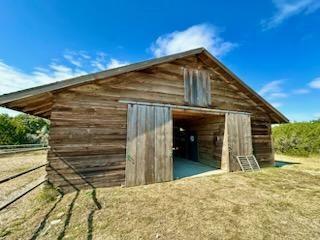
[[0, 48, 288, 191]]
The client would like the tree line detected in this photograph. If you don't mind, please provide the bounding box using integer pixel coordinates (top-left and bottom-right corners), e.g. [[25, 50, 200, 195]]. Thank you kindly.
[[0, 114, 49, 145], [272, 120, 320, 156]]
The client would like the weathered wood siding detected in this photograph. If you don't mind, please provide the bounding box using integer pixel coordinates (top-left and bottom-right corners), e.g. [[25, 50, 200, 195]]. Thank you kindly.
[[46, 55, 274, 191], [46, 91, 128, 192], [126, 104, 173, 187]]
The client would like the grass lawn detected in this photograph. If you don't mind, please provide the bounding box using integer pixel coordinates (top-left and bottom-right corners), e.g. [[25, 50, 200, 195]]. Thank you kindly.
[[0, 153, 320, 239], [0, 150, 46, 204]]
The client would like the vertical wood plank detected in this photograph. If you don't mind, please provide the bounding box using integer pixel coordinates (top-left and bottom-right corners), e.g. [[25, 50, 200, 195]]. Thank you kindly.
[[136, 105, 147, 185], [125, 104, 138, 187], [199, 70, 204, 106], [202, 71, 207, 106], [163, 107, 173, 181], [183, 68, 189, 103], [192, 70, 197, 105], [247, 115, 253, 154], [154, 107, 163, 182], [221, 113, 230, 171], [144, 106, 155, 184], [189, 69, 194, 105], [207, 72, 211, 106]]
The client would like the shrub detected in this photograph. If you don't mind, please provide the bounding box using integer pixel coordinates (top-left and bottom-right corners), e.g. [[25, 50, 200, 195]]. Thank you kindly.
[[272, 120, 320, 156]]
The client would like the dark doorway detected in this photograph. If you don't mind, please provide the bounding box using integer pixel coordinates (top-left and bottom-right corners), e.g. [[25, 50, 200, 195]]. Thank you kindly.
[[173, 126, 198, 162], [172, 111, 222, 179], [186, 131, 198, 162]]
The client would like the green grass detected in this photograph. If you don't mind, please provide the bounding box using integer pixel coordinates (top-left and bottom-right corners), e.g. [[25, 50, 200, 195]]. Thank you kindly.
[[0, 154, 320, 239]]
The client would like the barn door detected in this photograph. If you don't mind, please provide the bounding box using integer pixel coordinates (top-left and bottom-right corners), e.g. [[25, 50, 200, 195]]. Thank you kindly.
[[125, 104, 173, 187], [221, 113, 253, 171]]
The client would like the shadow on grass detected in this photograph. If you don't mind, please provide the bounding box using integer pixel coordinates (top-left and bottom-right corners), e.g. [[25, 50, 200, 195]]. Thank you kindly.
[[30, 165, 79, 240], [87, 188, 102, 240], [30, 188, 64, 240], [57, 191, 80, 240], [274, 160, 301, 168], [31, 150, 102, 240], [49, 151, 102, 240]]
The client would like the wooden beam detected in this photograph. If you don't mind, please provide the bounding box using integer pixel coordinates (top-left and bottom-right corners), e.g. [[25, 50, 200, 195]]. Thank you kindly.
[[119, 100, 251, 116]]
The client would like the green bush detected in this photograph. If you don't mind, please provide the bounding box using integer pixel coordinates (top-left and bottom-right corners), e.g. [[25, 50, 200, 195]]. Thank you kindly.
[[272, 120, 320, 156], [0, 114, 49, 145]]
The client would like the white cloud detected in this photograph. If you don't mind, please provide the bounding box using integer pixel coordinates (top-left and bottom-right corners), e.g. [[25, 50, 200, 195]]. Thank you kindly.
[[106, 59, 130, 69], [270, 102, 283, 108], [64, 53, 83, 67], [150, 24, 237, 58], [262, 0, 320, 30], [258, 80, 288, 107], [258, 80, 284, 96], [0, 50, 129, 96], [309, 77, 320, 89], [91, 53, 129, 71], [292, 88, 310, 94], [0, 59, 87, 95], [269, 92, 288, 98]]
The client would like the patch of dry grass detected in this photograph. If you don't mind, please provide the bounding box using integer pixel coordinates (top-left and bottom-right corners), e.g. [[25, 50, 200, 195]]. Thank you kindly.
[[0, 154, 320, 239], [0, 150, 47, 203], [0, 150, 47, 179]]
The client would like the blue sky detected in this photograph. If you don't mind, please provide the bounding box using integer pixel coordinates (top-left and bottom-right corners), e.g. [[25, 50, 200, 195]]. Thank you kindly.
[[0, 0, 319, 121]]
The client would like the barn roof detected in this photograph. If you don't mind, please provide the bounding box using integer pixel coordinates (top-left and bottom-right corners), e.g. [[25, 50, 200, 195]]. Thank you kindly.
[[0, 48, 289, 123]]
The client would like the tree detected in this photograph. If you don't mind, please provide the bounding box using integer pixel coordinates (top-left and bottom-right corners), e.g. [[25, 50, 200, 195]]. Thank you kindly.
[[0, 113, 50, 145]]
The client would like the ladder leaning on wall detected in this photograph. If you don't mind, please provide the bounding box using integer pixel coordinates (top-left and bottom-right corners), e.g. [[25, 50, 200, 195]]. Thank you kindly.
[[236, 155, 261, 172], [228, 145, 261, 172]]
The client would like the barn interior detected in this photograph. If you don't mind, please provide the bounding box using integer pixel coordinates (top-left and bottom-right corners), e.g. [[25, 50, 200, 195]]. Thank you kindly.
[[172, 110, 225, 179]]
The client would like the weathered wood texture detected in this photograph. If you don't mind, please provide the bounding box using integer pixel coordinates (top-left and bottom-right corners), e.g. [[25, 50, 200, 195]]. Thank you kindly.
[[221, 113, 253, 172], [46, 56, 274, 191], [5, 93, 53, 118], [126, 104, 172, 187], [184, 68, 211, 107]]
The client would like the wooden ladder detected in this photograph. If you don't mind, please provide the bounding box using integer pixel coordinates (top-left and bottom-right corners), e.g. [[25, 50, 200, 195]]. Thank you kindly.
[[236, 155, 261, 172]]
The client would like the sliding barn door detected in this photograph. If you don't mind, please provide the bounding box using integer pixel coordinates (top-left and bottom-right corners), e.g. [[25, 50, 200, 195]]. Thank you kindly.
[[125, 104, 173, 187], [221, 113, 253, 171]]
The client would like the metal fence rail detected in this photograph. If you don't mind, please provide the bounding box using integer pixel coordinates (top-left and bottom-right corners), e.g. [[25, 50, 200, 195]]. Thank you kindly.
[[0, 159, 47, 211], [0, 144, 49, 154], [0, 177, 46, 211], [0, 163, 47, 184], [0, 144, 47, 149]]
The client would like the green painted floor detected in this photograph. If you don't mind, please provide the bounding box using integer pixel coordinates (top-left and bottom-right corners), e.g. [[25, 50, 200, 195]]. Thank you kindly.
[[173, 157, 217, 179]]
